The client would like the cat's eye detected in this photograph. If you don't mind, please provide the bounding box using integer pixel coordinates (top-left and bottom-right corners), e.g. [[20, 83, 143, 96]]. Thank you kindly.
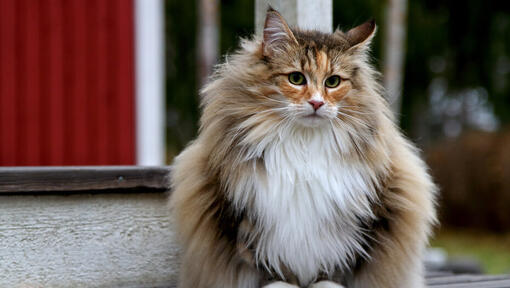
[[325, 75, 341, 88], [288, 72, 306, 85]]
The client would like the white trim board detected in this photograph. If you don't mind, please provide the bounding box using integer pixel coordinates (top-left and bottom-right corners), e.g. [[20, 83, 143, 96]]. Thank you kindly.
[[255, 0, 333, 35], [135, 0, 166, 165]]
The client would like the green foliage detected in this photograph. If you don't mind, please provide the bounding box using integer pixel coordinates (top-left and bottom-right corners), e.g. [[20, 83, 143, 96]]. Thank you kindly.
[[432, 229, 510, 274], [220, 0, 254, 56], [165, 0, 254, 160], [402, 0, 510, 136], [165, 0, 199, 159]]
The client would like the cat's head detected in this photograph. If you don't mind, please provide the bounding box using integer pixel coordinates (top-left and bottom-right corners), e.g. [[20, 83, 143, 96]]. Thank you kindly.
[[249, 8, 379, 128], [202, 8, 386, 143]]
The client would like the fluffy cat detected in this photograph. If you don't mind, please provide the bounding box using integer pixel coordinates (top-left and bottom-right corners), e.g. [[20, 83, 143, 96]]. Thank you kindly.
[[169, 8, 437, 288]]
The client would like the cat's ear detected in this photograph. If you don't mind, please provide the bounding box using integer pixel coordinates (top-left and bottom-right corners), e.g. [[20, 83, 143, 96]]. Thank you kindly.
[[346, 19, 376, 50], [262, 7, 298, 57]]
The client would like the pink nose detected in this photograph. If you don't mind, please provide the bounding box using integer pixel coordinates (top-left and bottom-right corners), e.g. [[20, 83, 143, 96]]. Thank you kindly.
[[308, 100, 324, 111]]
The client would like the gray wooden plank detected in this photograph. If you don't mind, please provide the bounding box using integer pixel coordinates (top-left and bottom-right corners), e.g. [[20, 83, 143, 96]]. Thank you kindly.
[[427, 274, 510, 285], [426, 271, 455, 278], [0, 166, 171, 194], [0, 193, 179, 288], [429, 279, 510, 288]]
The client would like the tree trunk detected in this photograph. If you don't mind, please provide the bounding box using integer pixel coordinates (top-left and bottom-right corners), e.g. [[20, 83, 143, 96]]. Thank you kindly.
[[197, 0, 219, 89], [383, 0, 408, 119]]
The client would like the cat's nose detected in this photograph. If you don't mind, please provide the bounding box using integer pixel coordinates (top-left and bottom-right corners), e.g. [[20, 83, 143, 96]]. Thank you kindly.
[[308, 100, 324, 111]]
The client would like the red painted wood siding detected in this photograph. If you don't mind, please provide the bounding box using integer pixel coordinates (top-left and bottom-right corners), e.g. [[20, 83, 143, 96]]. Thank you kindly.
[[0, 0, 135, 166]]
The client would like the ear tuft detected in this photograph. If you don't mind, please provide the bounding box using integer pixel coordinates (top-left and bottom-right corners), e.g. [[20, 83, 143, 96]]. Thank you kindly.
[[262, 8, 297, 57], [346, 19, 376, 48]]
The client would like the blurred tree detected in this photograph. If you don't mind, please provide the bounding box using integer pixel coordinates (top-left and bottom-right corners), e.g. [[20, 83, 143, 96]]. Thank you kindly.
[[165, 0, 199, 159], [197, 0, 220, 88], [403, 0, 510, 144], [219, 0, 254, 55], [383, 0, 407, 116], [165, 0, 253, 160]]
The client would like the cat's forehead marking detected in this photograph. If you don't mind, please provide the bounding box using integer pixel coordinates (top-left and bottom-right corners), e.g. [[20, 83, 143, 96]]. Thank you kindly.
[[315, 50, 330, 77], [289, 30, 349, 79], [316, 50, 328, 71], [292, 29, 350, 52], [298, 47, 331, 84]]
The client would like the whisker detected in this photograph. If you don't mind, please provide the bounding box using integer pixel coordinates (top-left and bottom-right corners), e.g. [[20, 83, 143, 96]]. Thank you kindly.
[[339, 108, 375, 116], [332, 117, 371, 142], [336, 111, 370, 128], [257, 95, 289, 105]]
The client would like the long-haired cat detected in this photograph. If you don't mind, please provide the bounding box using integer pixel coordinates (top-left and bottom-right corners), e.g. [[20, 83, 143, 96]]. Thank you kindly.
[[169, 8, 437, 288]]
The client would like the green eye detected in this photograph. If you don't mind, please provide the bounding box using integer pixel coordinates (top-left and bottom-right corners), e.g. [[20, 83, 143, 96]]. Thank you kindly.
[[325, 75, 341, 88], [288, 72, 306, 85]]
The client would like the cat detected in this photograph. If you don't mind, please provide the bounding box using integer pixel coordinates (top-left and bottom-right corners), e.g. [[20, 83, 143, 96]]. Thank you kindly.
[[169, 8, 437, 288]]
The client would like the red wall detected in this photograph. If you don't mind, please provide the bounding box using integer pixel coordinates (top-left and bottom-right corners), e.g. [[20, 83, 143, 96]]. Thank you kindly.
[[0, 0, 135, 166]]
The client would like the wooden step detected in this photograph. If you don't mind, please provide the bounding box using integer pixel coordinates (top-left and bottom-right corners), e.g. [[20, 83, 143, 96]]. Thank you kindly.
[[1, 166, 508, 287]]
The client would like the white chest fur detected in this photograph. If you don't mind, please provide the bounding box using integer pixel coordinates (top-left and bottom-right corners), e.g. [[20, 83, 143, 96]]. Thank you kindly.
[[233, 126, 378, 284]]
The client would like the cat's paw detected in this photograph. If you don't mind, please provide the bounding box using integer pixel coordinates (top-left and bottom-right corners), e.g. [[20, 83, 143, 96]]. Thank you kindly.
[[308, 281, 345, 288], [262, 281, 300, 288]]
